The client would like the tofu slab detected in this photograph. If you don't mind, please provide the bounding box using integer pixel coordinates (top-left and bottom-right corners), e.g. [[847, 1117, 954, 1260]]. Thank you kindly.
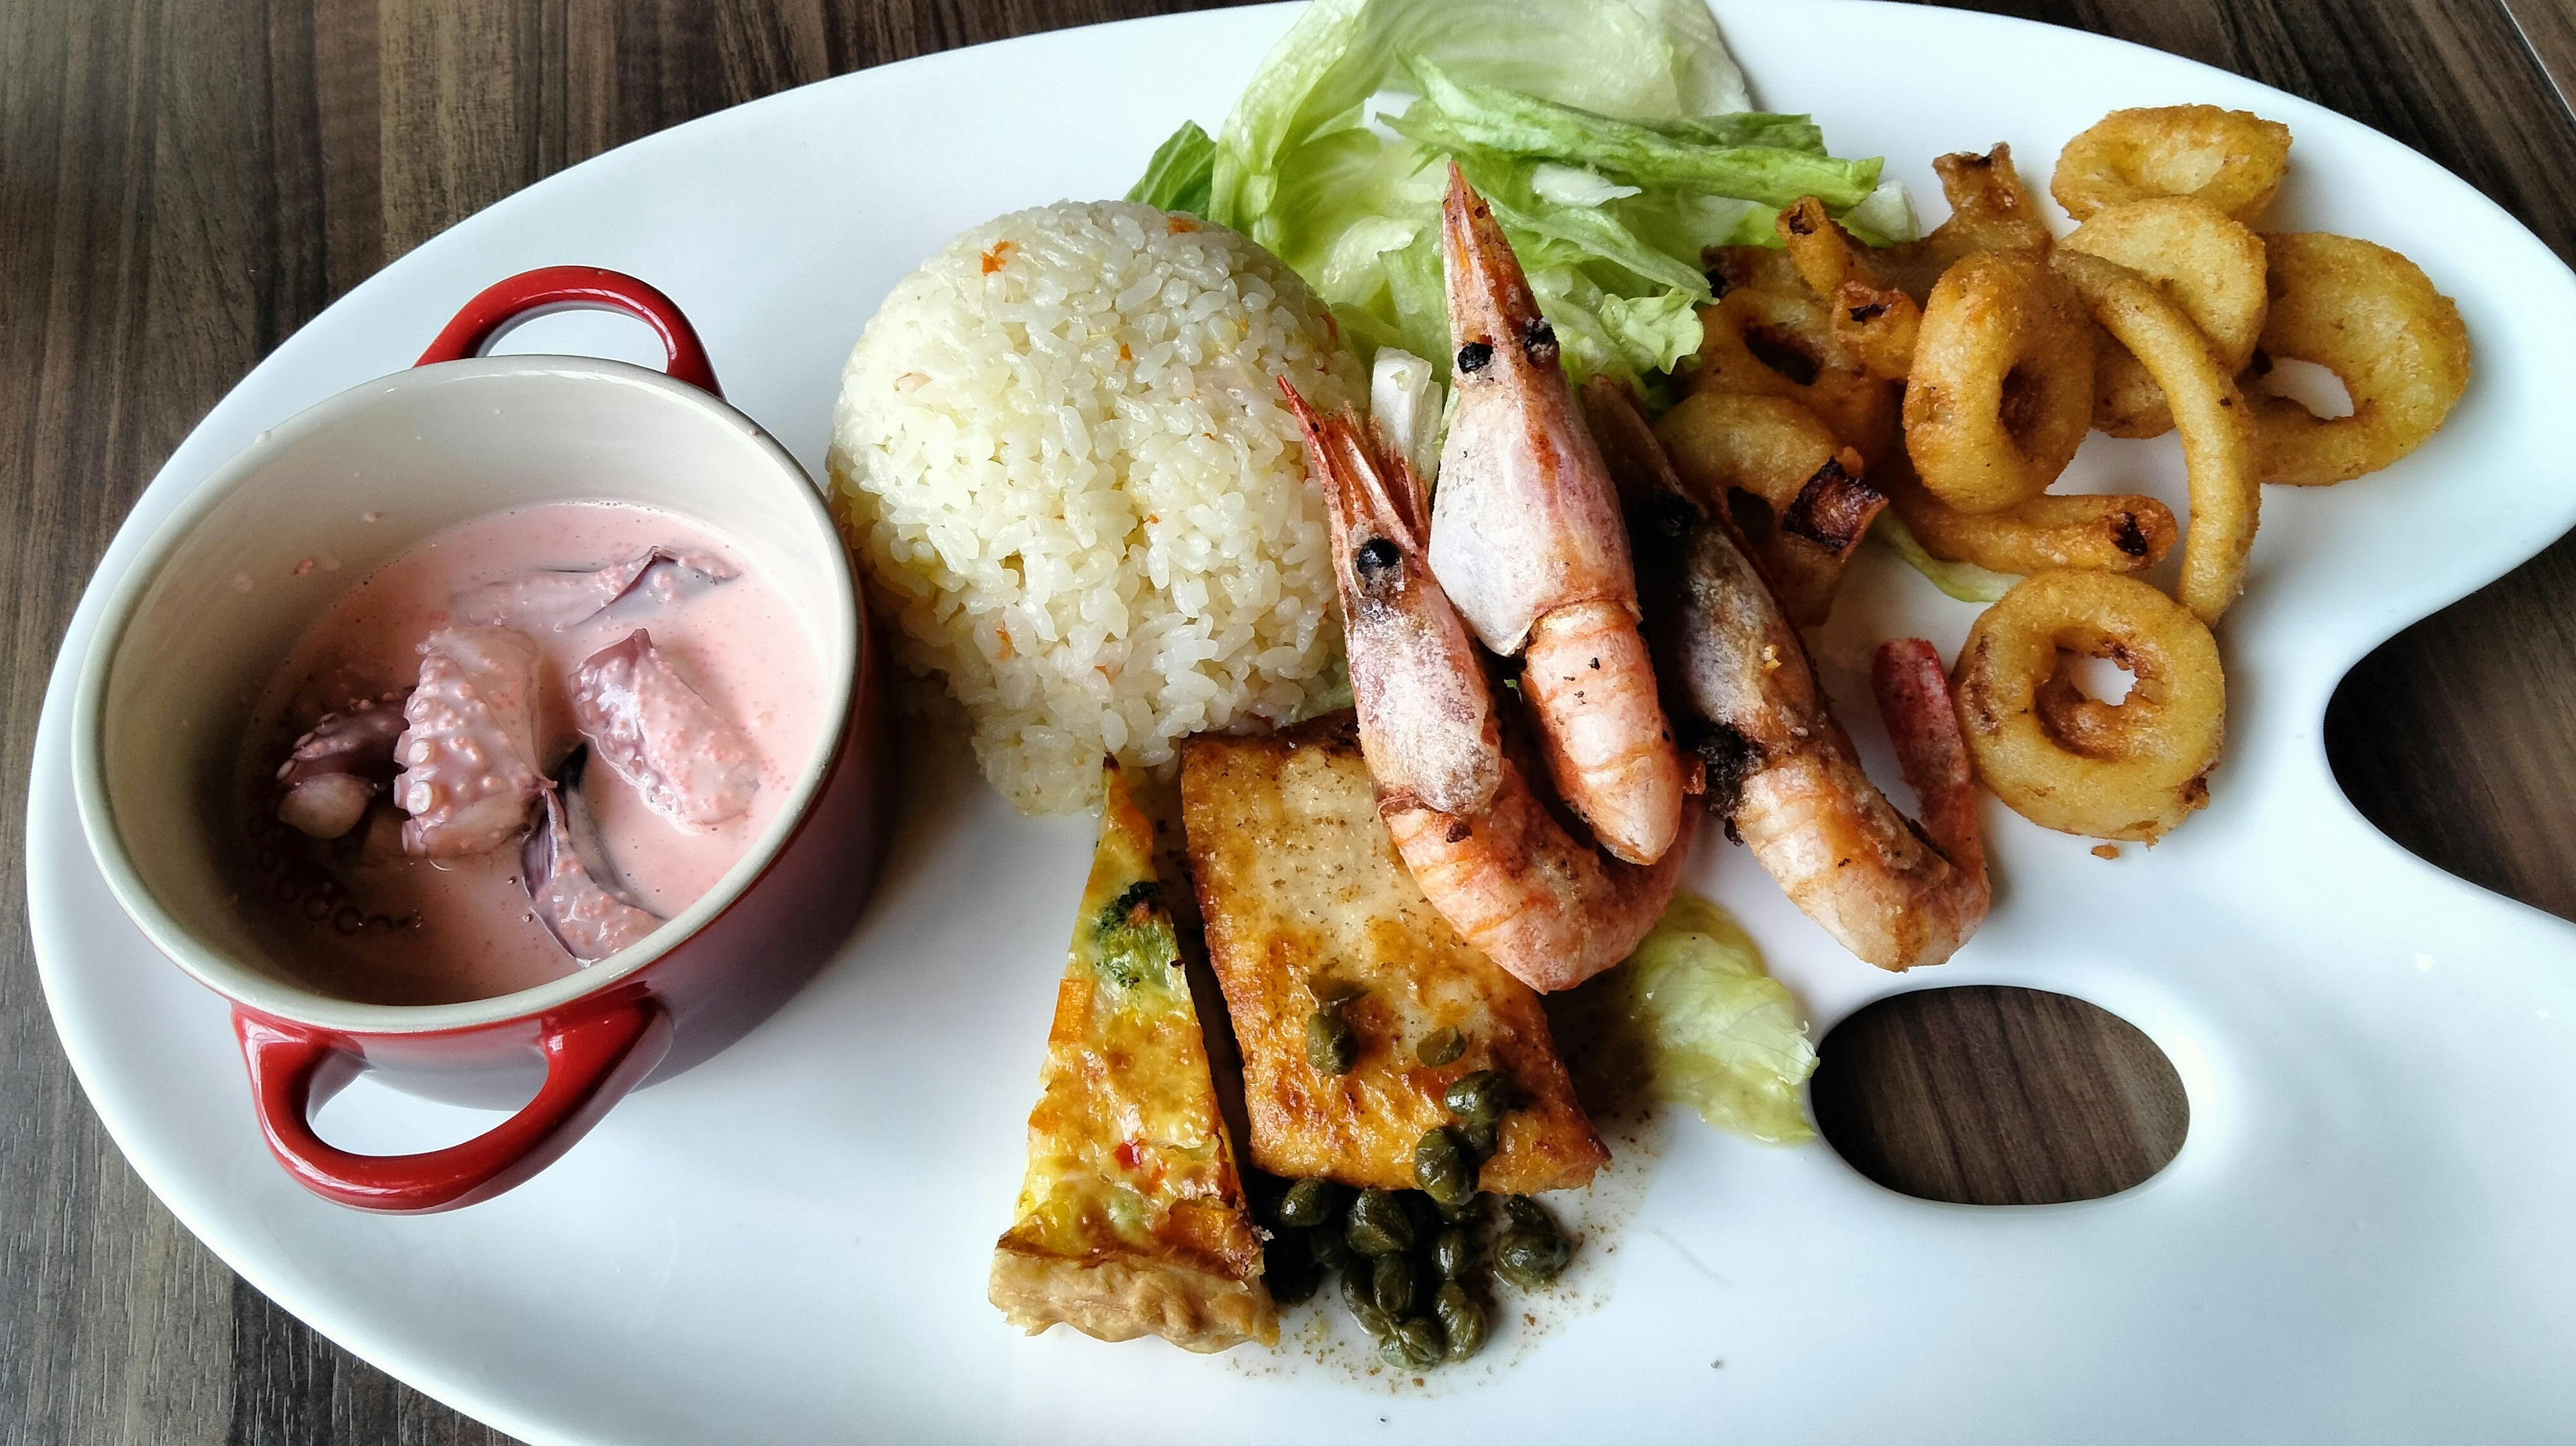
[[989, 763, 1275, 1353], [1181, 713, 1608, 1194]]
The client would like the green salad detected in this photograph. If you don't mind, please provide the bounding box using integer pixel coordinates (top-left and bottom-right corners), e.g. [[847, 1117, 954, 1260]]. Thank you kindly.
[[1128, 0, 1909, 388]]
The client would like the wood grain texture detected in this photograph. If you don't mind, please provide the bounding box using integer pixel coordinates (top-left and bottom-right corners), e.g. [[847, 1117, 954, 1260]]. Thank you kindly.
[[1, 0, 2571, 1441]]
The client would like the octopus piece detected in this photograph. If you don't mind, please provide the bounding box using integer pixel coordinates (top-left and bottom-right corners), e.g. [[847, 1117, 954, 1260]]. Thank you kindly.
[[569, 628, 760, 832], [274, 695, 411, 840], [394, 626, 547, 857], [522, 748, 663, 963], [451, 547, 734, 633]]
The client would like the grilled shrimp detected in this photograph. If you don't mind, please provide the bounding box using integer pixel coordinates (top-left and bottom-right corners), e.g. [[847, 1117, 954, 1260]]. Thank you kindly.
[[1427, 166, 1685, 868], [1586, 378, 1987, 971], [1285, 384, 1686, 993]]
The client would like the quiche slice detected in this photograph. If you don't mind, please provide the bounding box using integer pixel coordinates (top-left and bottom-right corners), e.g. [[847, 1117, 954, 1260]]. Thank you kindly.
[[1180, 713, 1609, 1195], [987, 762, 1276, 1353]]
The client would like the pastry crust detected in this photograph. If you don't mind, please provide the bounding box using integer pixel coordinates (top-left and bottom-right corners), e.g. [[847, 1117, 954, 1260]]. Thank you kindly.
[[1181, 713, 1607, 1194], [989, 763, 1275, 1351]]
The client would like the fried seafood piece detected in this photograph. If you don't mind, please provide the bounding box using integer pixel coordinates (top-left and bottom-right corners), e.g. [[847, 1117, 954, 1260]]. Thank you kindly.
[[1690, 280, 1900, 472], [569, 629, 761, 832], [393, 626, 546, 857], [2061, 197, 2269, 438], [1643, 387, 1886, 627], [1953, 569, 2225, 842], [1596, 383, 1988, 972], [1903, 249, 2096, 515], [1426, 166, 1684, 868], [989, 762, 1274, 1353], [2053, 250, 2260, 624], [1286, 386, 1686, 993], [1879, 145, 2057, 299], [1777, 195, 1921, 383], [2244, 232, 2470, 486], [1180, 717, 1608, 1194], [2052, 106, 2292, 224]]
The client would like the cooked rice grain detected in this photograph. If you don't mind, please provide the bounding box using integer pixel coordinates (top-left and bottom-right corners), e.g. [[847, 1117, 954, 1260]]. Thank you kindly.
[[828, 201, 1362, 813]]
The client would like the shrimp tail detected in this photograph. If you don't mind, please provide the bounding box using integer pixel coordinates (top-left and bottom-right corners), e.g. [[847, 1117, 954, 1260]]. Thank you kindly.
[[1872, 638, 1986, 880], [1281, 379, 1502, 818]]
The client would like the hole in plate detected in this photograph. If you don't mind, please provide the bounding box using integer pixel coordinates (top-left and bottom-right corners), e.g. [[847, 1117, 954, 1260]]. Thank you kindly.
[[308, 1068, 538, 1156], [1810, 986, 2186, 1205], [2248, 354, 2353, 419]]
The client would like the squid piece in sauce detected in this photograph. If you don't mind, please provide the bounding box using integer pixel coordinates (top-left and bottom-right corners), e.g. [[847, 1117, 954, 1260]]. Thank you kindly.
[[274, 696, 409, 840], [451, 546, 735, 634], [522, 748, 663, 964]]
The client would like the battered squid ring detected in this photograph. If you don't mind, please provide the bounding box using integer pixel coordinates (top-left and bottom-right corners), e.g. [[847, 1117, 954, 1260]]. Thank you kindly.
[[1953, 569, 2226, 842], [2052, 105, 2292, 223], [1881, 462, 2178, 575], [2053, 249, 2259, 624], [2061, 197, 2269, 438], [1691, 284, 1900, 470], [2246, 232, 2471, 486], [1902, 250, 2095, 515]]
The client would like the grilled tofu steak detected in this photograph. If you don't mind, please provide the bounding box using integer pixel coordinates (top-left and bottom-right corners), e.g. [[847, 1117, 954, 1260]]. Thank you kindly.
[[1181, 713, 1608, 1195], [989, 763, 1276, 1353]]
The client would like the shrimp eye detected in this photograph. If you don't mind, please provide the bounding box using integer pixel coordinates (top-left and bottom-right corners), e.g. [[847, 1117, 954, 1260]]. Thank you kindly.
[[1455, 341, 1493, 374], [1521, 319, 1557, 363], [1353, 537, 1403, 590]]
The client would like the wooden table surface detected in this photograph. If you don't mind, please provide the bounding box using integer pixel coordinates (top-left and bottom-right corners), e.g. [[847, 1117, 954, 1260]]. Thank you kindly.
[[5, 0, 2573, 1440]]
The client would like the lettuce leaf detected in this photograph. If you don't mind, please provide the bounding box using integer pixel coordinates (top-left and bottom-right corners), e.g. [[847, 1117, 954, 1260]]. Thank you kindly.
[[1872, 512, 2021, 604], [1126, 121, 1216, 217], [1597, 891, 1817, 1144], [1393, 60, 1880, 209]]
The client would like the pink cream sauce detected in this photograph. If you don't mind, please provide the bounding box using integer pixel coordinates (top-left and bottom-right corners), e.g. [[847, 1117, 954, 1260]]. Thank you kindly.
[[239, 502, 822, 1005]]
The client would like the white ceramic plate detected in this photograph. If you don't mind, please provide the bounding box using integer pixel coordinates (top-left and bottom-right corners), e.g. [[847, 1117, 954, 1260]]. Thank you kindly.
[[30, 3, 2576, 1441]]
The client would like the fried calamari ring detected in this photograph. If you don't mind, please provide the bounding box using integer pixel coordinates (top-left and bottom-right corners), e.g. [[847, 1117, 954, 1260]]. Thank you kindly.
[[1902, 249, 2095, 514], [1653, 390, 1888, 626], [1882, 463, 2177, 575], [2061, 197, 2269, 438], [1880, 146, 2056, 300], [2245, 232, 2471, 486], [1778, 197, 1921, 382], [2052, 105, 2292, 223], [2053, 249, 2259, 624], [1953, 569, 2225, 842], [1692, 284, 1900, 469]]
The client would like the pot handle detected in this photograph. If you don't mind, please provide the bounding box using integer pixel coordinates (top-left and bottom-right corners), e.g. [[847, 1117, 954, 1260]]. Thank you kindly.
[[233, 995, 673, 1213], [415, 266, 723, 397]]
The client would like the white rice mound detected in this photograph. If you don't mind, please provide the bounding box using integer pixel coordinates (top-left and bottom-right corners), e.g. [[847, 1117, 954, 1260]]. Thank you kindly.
[[828, 200, 1363, 814]]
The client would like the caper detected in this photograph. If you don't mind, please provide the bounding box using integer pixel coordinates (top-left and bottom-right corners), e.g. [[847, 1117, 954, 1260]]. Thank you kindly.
[[1265, 1232, 1319, 1305], [1435, 1188, 1484, 1224], [1308, 1223, 1354, 1270], [1311, 976, 1367, 1007], [1277, 1176, 1341, 1229], [1495, 1227, 1572, 1290], [1432, 1225, 1477, 1282], [1306, 1008, 1359, 1075], [1415, 1025, 1465, 1066], [1345, 1188, 1414, 1257], [1444, 1069, 1515, 1125], [1381, 1315, 1446, 1371], [1413, 1125, 1477, 1208], [1457, 1117, 1499, 1161], [1370, 1252, 1417, 1317], [1502, 1194, 1556, 1233], [1340, 1268, 1395, 1340], [1433, 1282, 1488, 1360]]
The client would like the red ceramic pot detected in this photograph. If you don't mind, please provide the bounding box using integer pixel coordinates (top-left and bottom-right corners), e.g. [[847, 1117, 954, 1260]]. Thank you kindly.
[[72, 268, 887, 1213]]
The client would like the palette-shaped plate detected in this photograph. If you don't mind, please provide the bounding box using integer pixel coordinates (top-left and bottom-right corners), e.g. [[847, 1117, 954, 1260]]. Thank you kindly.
[[28, 3, 2576, 1441]]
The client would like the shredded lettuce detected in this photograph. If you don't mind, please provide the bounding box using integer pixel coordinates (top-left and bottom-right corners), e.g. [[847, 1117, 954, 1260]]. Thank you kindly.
[[1596, 891, 1818, 1144], [1128, 0, 1890, 395], [1126, 121, 1217, 217], [1872, 512, 2021, 604]]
